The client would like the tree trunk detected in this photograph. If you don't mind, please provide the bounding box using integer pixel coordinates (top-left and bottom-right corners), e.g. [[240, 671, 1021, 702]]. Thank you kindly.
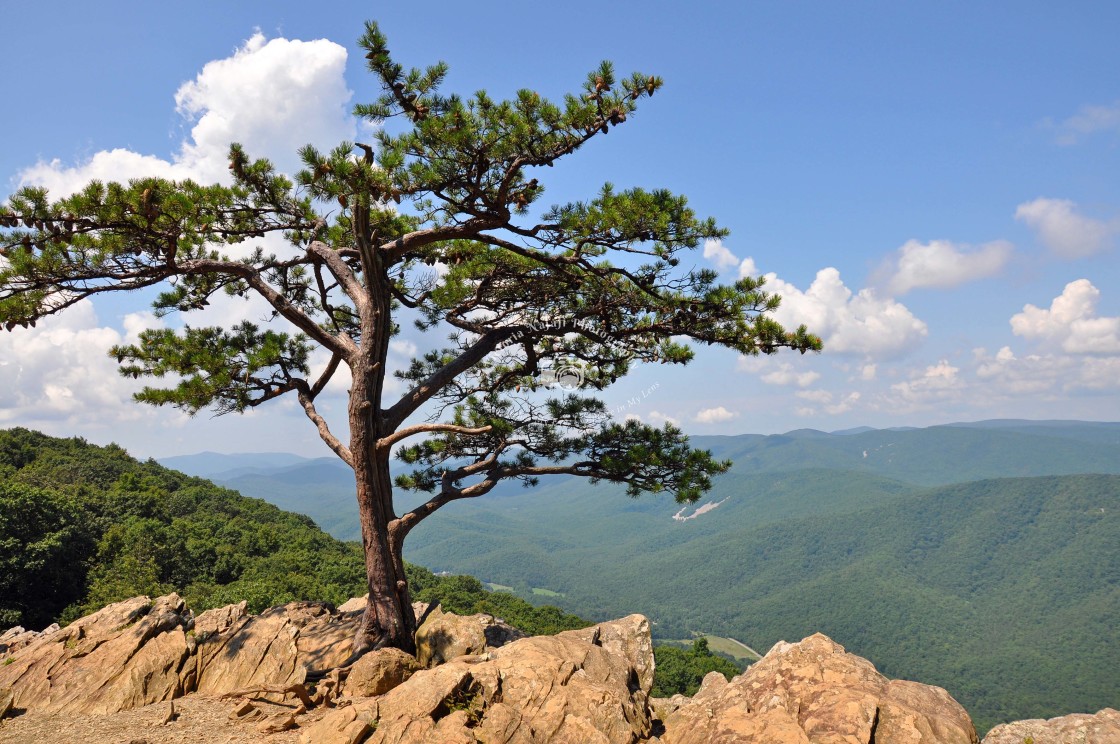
[[348, 327, 415, 653], [351, 435, 417, 655], [348, 199, 417, 654]]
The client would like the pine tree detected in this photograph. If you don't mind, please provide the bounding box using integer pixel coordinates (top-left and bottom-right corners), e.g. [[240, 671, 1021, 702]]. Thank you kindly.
[[0, 21, 820, 653]]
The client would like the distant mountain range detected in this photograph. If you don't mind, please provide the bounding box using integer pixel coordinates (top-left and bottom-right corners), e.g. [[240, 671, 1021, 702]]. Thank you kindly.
[[161, 419, 1120, 543], [159, 419, 1120, 731]]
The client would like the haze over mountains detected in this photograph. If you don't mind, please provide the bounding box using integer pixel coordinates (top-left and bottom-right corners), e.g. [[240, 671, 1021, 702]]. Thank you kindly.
[[160, 419, 1120, 731], [161, 419, 1120, 542]]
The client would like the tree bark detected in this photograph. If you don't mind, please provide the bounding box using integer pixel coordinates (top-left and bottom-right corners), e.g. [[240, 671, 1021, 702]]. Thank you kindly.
[[349, 199, 417, 655], [351, 439, 416, 654]]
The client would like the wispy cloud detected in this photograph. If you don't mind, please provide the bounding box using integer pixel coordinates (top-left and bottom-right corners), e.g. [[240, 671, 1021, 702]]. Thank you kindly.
[[1015, 198, 1116, 259], [1051, 100, 1120, 145]]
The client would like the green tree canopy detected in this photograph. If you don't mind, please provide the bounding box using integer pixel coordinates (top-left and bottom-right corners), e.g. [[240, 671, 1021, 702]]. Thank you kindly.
[[650, 638, 743, 698]]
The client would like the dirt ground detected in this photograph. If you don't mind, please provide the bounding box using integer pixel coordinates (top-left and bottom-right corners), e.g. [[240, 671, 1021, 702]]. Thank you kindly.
[[0, 695, 337, 744]]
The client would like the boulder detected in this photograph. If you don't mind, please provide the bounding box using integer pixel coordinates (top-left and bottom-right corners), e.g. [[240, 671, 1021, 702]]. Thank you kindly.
[[191, 600, 355, 696], [0, 594, 193, 715], [661, 633, 978, 744], [560, 614, 654, 693], [192, 600, 247, 637], [337, 595, 369, 614], [414, 605, 526, 667], [982, 707, 1120, 744], [345, 646, 422, 697], [299, 704, 375, 744], [304, 614, 656, 744], [651, 695, 686, 721], [0, 595, 365, 715]]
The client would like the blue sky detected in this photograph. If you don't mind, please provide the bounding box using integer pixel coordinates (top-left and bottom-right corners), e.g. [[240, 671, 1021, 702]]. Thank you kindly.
[[2, 2, 1118, 458]]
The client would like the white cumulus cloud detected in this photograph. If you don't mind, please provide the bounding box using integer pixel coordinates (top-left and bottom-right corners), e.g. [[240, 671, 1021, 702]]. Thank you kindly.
[[18, 32, 356, 196], [886, 360, 963, 408], [2, 31, 366, 443], [0, 300, 171, 427], [737, 257, 760, 279], [1015, 198, 1115, 259], [646, 410, 681, 427], [975, 346, 1120, 394], [389, 339, 419, 358], [702, 239, 739, 270], [694, 406, 737, 423], [174, 32, 355, 183], [18, 149, 189, 198], [1010, 279, 1120, 354], [881, 239, 1013, 295], [794, 389, 832, 404], [793, 390, 861, 416], [766, 267, 927, 358]]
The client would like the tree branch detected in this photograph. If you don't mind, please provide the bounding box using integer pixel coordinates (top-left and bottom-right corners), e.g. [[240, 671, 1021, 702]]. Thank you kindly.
[[180, 258, 355, 359], [395, 458, 595, 535], [309, 353, 342, 399], [295, 380, 353, 468], [377, 423, 492, 450], [382, 326, 520, 430], [380, 216, 502, 264], [308, 240, 366, 312]]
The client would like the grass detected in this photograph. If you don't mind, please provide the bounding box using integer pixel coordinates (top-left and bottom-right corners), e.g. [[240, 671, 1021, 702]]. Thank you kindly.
[[658, 634, 762, 663], [530, 587, 564, 598]]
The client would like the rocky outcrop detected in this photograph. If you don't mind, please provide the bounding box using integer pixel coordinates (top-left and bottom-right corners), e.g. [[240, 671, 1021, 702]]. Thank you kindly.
[[0, 623, 60, 657], [337, 594, 430, 621], [0, 594, 194, 715], [21, 595, 1106, 744], [302, 614, 655, 744], [983, 708, 1120, 744], [661, 633, 978, 744], [413, 605, 526, 667], [191, 601, 354, 695], [0, 594, 362, 716], [0, 686, 14, 720], [564, 614, 655, 694]]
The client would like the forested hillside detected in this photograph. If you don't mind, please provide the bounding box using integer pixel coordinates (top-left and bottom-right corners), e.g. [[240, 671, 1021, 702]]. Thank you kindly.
[[0, 428, 586, 638]]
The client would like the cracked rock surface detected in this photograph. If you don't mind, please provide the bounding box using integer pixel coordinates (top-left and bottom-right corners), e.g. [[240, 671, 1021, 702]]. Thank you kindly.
[[660, 633, 978, 744]]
